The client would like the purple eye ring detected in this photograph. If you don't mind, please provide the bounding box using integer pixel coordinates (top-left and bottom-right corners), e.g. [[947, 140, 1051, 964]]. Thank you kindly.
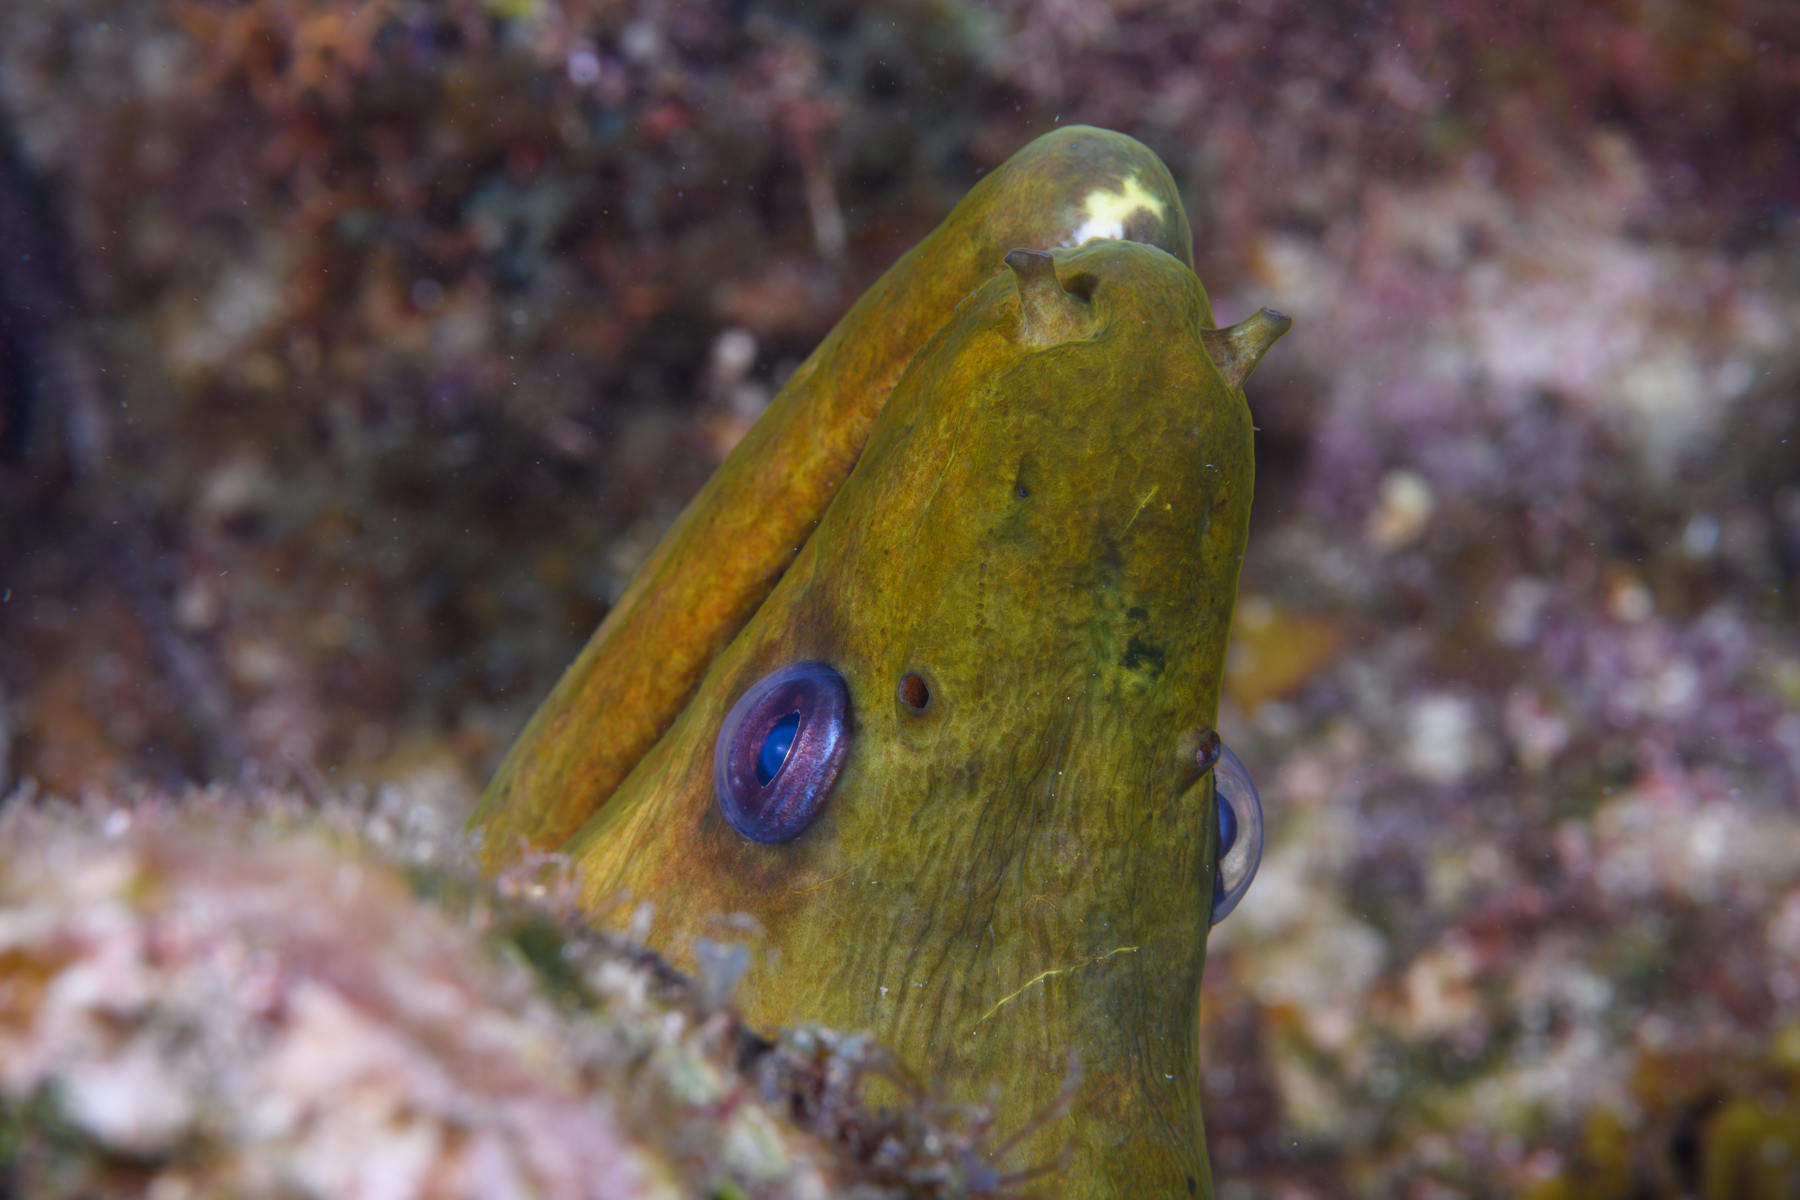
[[714, 661, 850, 843], [1204, 738, 1264, 925]]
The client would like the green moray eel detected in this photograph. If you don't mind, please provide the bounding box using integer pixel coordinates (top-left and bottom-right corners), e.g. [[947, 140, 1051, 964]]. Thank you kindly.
[[471, 128, 1291, 1198]]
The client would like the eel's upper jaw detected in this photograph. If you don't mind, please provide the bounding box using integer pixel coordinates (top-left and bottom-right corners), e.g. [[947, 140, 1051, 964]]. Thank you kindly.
[[1202, 307, 1293, 391]]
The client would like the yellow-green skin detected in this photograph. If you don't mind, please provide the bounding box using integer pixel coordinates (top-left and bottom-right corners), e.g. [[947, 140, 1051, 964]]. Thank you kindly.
[[473, 128, 1196, 870], [475, 129, 1280, 1199]]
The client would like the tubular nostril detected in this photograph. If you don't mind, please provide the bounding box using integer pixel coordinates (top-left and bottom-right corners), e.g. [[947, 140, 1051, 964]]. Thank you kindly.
[[899, 672, 931, 712]]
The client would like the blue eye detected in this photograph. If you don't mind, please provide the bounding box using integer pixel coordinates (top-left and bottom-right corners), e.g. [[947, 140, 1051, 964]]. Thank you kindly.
[[714, 662, 850, 843], [1206, 741, 1264, 925], [756, 712, 801, 786]]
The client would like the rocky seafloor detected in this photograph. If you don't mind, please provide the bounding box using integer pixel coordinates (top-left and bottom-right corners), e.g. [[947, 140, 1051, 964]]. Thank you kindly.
[[2, 0, 1798, 1197], [1, 787, 1071, 1199]]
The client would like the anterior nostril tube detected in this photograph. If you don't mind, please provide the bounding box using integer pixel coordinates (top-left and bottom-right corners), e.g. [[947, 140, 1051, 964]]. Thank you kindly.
[[900, 672, 930, 712]]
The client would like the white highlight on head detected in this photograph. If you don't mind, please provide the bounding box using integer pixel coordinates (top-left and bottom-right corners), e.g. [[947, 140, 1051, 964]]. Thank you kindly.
[[1067, 173, 1167, 246]]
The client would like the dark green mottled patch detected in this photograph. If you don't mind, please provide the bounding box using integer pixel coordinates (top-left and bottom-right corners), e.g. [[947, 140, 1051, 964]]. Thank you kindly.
[[1122, 634, 1166, 676]]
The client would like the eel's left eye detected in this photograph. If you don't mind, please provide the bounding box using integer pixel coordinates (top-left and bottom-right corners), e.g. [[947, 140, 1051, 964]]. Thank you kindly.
[[714, 661, 850, 843], [1208, 742, 1265, 925]]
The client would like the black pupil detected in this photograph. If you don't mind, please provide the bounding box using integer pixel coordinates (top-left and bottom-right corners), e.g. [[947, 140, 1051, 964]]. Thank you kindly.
[[756, 712, 802, 787]]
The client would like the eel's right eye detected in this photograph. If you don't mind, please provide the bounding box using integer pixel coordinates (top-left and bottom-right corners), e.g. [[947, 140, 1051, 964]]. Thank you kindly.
[[714, 662, 850, 843], [1207, 741, 1265, 925]]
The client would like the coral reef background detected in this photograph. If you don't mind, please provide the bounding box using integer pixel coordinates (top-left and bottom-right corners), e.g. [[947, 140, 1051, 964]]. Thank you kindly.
[[1, 0, 1797, 1196]]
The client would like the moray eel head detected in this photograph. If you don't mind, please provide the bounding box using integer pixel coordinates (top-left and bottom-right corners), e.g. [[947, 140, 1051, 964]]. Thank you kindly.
[[564, 235, 1279, 1198]]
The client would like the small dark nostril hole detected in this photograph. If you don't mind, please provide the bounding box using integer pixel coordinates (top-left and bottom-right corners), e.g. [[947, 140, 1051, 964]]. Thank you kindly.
[[1062, 271, 1098, 302], [899, 672, 930, 712]]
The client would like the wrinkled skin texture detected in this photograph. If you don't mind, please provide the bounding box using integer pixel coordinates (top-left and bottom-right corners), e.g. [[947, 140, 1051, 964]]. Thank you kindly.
[[475, 130, 1284, 1199]]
